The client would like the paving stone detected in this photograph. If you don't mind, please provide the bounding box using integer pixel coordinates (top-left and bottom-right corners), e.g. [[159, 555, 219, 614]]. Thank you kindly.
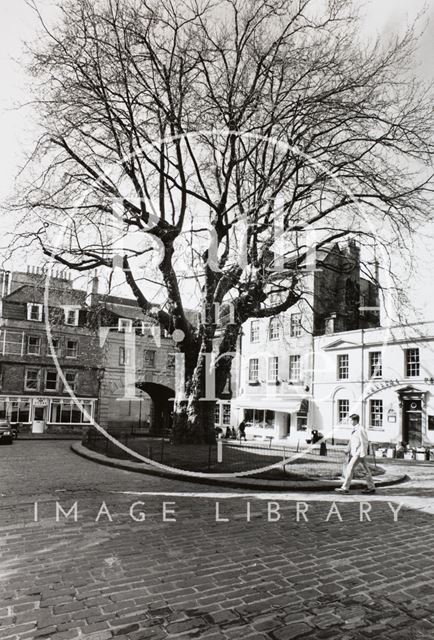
[[2, 441, 434, 640], [271, 622, 312, 639]]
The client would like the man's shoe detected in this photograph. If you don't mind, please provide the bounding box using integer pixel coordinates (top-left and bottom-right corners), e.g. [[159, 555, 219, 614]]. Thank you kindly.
[[335, 488, 349, 494]]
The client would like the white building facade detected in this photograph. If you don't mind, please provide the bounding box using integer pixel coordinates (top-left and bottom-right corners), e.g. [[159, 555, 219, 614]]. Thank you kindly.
[[233, 298, 315, 441], [230, 241, 380, 441], [312, 322, 434, 446]]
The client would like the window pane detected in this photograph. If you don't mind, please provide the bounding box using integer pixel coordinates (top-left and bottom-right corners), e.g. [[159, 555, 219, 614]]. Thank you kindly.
[[370, 399, 383, 428], [337, 354, 349, 380], [60, 405, 72, 423], [51, 402, 61, 422], [248, 358, 259, 382], [66, 340, 78, 357], [269, 317, 280, 340], [244, 409, 254, 424], [264, 410, 275, 428], [28, 304, 42, 321], [25, 369, 39, 390], [27, 336, 41, 355], [406, 349, 419, 377], [369, 352, 382, 378], [11, 401, 31, 423], [290, 313, 302, 337], [338, 399, 349, 422], [65, 372, 77, 390], [45, 371, 58, 390], [250, 320, 259, 343], [71, 406, 82, 423], [82, 402, 92, 423], [289, 355, 301, 380], [268, 357, 279, 381]]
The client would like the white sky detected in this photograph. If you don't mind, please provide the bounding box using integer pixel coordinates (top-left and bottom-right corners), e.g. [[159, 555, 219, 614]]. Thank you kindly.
[[0, 0, 433, 319]]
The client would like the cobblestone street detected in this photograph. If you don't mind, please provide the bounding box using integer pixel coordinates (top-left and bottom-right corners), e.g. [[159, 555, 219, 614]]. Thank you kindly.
[[1, 441, 434, 639]]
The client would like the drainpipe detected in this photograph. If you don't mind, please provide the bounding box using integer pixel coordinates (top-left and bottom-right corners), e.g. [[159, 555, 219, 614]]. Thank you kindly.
[[310, 330, 315, 430]]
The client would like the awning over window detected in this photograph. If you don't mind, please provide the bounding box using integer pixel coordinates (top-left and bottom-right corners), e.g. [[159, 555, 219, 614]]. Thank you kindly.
[[232, 396, 303, 413]]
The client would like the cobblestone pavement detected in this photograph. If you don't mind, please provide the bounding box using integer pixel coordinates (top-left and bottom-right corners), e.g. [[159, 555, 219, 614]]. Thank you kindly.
[[1, 442, 434, 640]]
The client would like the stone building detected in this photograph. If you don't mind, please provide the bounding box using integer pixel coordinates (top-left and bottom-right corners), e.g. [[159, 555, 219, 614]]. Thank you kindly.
[[313, 321, 434, 446], [94, 290, 176, 434], [0, 268, 100, 433], [232, 242, 380, 440]]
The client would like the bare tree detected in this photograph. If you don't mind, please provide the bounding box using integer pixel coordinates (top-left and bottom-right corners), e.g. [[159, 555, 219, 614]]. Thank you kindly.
[[10, 0, 434, 442]]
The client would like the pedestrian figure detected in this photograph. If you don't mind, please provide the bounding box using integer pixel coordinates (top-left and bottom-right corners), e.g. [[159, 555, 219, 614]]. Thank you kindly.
[[224, 426, 231, 439], [238, 420, 247, 441], [311, 429, 321, 444], [230, 427, 237, 439], [335, 414, 376, 494]]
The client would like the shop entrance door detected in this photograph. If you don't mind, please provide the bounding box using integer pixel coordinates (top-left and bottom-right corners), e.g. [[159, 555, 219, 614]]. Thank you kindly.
[[32, 405, 47, 434], [34, 406, 46, 421]]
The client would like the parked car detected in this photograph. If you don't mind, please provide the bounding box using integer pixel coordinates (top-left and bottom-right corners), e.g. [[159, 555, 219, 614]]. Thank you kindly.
[[0, 420, 13, 445]]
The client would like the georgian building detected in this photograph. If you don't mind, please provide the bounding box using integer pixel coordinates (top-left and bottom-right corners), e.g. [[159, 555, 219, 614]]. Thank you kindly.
[[233, 241, 380, 440], [313, 321, 434, 446], [0, 268, 100, 433]]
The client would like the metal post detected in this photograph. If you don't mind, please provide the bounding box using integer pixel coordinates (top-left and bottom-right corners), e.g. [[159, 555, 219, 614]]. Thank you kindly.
[[217, 439, 223, 463]]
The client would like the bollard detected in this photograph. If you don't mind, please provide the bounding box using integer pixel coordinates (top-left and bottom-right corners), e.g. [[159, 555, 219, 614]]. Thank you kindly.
[[320, 441, 327, 456], [217, 439, 223, 463]]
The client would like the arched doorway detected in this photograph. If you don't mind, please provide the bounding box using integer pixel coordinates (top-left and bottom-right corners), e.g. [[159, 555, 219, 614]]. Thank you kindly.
[[137, 382, 174, 435]]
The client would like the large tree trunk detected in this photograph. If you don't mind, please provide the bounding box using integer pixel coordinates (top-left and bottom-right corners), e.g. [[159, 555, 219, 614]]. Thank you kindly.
[[172, 335, 216, 444], [172, 398, 216, 444], [171, 323, 241, 444]]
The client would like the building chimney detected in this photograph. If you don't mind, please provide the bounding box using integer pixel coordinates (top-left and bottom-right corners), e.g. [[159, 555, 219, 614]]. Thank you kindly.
[[373, 257, 379, 284], [90, 272, 99, 307]]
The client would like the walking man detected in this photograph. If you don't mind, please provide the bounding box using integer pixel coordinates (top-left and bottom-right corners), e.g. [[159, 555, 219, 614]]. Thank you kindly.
[[335, 413, 376, 494]]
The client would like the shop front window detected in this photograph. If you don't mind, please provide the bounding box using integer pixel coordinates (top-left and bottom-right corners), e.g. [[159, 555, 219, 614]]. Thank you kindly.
[[50, 401, 92, 424], [244, 409, 275, 429], [10, 401, 31, 423]]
